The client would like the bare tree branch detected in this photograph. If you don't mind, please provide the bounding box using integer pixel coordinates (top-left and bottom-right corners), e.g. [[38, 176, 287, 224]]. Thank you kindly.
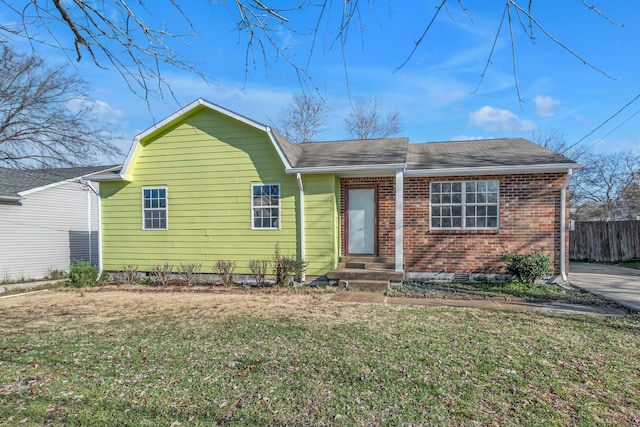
[[273, 93, 328, 143], [344, 95, 403, 140], [0, 0, 625, 104], [0, 46, 121, 168]]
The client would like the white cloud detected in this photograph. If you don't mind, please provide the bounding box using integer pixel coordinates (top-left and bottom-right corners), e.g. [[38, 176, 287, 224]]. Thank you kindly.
[[468, 106, 537, 132], [535, 95, 560, 118], [67, 96, 124, 123]]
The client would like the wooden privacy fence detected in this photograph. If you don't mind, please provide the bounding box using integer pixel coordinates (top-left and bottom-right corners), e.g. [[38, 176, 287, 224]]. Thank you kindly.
[[570, 220, 640, 262]]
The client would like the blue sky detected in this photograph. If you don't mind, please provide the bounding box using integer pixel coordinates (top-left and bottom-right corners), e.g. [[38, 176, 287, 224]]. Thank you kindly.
[[4, 1, 640, 162]]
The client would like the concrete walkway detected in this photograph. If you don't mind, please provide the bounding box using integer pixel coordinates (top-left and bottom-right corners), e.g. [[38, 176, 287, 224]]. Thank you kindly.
[[0, 279, 65, 295], [569, 262, 640, 312]]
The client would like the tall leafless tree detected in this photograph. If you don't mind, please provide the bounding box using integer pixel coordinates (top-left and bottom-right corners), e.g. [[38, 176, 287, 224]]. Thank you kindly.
[[571, 151, 640, 220], [531, 129, 586, 162], [344, 96, 403, 140], [274, 93, 328, 143], [0, 46, 121, 168]]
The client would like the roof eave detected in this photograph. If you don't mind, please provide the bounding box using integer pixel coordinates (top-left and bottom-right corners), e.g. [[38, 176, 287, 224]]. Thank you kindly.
[[0, 195, 21, 202], [85, 173, 129, 182], [405, 163, 582, 177]]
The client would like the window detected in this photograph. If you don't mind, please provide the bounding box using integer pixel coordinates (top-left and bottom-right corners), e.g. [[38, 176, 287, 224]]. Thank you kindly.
[[252, 184, 280, 229], [430, 181, 499, 229], [142, 187, 167, 230]]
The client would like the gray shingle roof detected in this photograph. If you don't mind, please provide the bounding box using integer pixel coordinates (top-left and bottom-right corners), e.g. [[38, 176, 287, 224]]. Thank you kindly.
[[271, 130, 303, 167], [406, 138, 575, 170], [293, 137, 409, 168], [0, 166, 116, 199]]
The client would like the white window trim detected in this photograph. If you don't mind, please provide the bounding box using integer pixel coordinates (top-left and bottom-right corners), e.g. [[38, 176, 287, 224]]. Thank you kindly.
[[142, 186, 168, 230], [429, 180, 500, 230], [251, 183, 281, 230]]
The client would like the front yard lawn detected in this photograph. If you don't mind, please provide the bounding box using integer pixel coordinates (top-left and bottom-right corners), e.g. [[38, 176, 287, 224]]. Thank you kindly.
[[1, 289, 639, 426]]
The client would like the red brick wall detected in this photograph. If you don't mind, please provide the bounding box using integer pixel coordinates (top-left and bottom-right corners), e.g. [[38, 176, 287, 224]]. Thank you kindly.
[[404, 173, 567, 274], [340, 177, 396, 257], [338, 173, 569, 274]]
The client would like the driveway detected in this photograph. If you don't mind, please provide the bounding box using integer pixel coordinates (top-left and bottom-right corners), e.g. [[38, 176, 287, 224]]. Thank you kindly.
[[569, 262, 640, 312]]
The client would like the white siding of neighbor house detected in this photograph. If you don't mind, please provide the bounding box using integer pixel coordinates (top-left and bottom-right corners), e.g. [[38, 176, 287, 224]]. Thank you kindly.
[[0, 180, 99, 281]]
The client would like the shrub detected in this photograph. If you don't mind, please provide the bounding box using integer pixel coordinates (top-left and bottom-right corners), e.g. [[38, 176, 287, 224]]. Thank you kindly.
[[248, 258, 270, 286], [178, 262, 202, 286], [273, 243, 306, 286], [214, 260, 236, 286], [501, 250, 551, 283], [69, 261, 99, 288], [121, 264, 139, 285], [47, 268, 68, 280], [150, 263, 173, 286]]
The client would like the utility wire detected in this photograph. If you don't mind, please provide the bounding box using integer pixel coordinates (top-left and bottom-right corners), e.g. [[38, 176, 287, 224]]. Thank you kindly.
[[583, 108, 640, 152], [567, 91, 640, 152]]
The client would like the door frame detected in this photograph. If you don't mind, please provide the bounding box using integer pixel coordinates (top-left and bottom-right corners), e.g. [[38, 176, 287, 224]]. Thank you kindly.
[[345, 184, 379, 255]]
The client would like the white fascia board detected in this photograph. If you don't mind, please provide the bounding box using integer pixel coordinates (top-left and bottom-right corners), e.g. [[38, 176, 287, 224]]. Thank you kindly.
[[286, 163, 407, 175], [20, 167, 124, 194], [18, 178, 81, 196], [119, 98, 286, 176], [0, 195, 22, 202], [405, 163, 581, 177], [81, 166, 123, 182], [84, 172, 128, 182]]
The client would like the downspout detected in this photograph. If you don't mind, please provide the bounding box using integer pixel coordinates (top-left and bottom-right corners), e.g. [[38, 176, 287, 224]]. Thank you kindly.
[[560, 169, 573, 282], [395, 168, 404, 273], [87, 187, 92, 265], [87, 182, 103, 280], [296, 173, 306, 282]]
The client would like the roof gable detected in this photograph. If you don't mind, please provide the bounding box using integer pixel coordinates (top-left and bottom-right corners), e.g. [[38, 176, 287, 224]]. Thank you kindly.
[[117, 99, 297, 181]]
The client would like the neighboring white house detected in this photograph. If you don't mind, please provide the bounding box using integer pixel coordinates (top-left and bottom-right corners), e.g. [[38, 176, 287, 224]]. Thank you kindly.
[[0, 166, 116, 282]]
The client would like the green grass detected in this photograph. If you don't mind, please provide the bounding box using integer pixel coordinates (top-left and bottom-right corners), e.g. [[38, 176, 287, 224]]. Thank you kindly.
[[617, 260, 640, 270], [1, 291, 639, 425], [391, 281, 609, 305]]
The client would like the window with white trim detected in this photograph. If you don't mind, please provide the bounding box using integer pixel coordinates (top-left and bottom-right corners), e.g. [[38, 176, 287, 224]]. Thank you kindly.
[[252, 184, 280, 229], [142, 187, 167, 230], [430, 180, 499, 229]]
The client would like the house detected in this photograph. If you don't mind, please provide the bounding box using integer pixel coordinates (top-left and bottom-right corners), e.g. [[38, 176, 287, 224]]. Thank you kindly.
[[0, 166, 116, 281], [89, 99, 580, 288]]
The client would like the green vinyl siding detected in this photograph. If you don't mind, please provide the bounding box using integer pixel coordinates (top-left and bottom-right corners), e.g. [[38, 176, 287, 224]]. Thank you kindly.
[[300, 174, 340, 276], [101, 108, 304, 273]]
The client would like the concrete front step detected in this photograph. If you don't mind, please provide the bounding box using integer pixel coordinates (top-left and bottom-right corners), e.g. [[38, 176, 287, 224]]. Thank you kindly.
[[339, 256, 396, 271], [340, 256, 395, 264], [337, 261, 396, 270], [327, 268, 404, 282]]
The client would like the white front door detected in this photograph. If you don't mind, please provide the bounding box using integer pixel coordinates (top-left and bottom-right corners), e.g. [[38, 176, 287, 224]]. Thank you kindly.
[[347, 188, 376, 254]]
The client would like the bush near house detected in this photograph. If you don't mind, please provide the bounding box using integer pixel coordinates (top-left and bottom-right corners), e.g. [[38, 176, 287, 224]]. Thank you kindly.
[[501, 250, 552, 284], [69, 261, 99, 287]]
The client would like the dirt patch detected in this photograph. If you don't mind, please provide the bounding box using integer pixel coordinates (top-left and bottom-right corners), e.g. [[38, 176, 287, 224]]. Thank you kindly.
[[0, 286, 369, 328]]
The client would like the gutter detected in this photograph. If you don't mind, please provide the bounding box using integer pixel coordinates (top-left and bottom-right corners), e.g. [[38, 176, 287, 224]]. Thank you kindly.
[[560, 169, 573, 282], [405, 163, 579, 177], [286, 163, 406, 175], [296, 173, 306, 282], [86, 182, 103, 280]]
